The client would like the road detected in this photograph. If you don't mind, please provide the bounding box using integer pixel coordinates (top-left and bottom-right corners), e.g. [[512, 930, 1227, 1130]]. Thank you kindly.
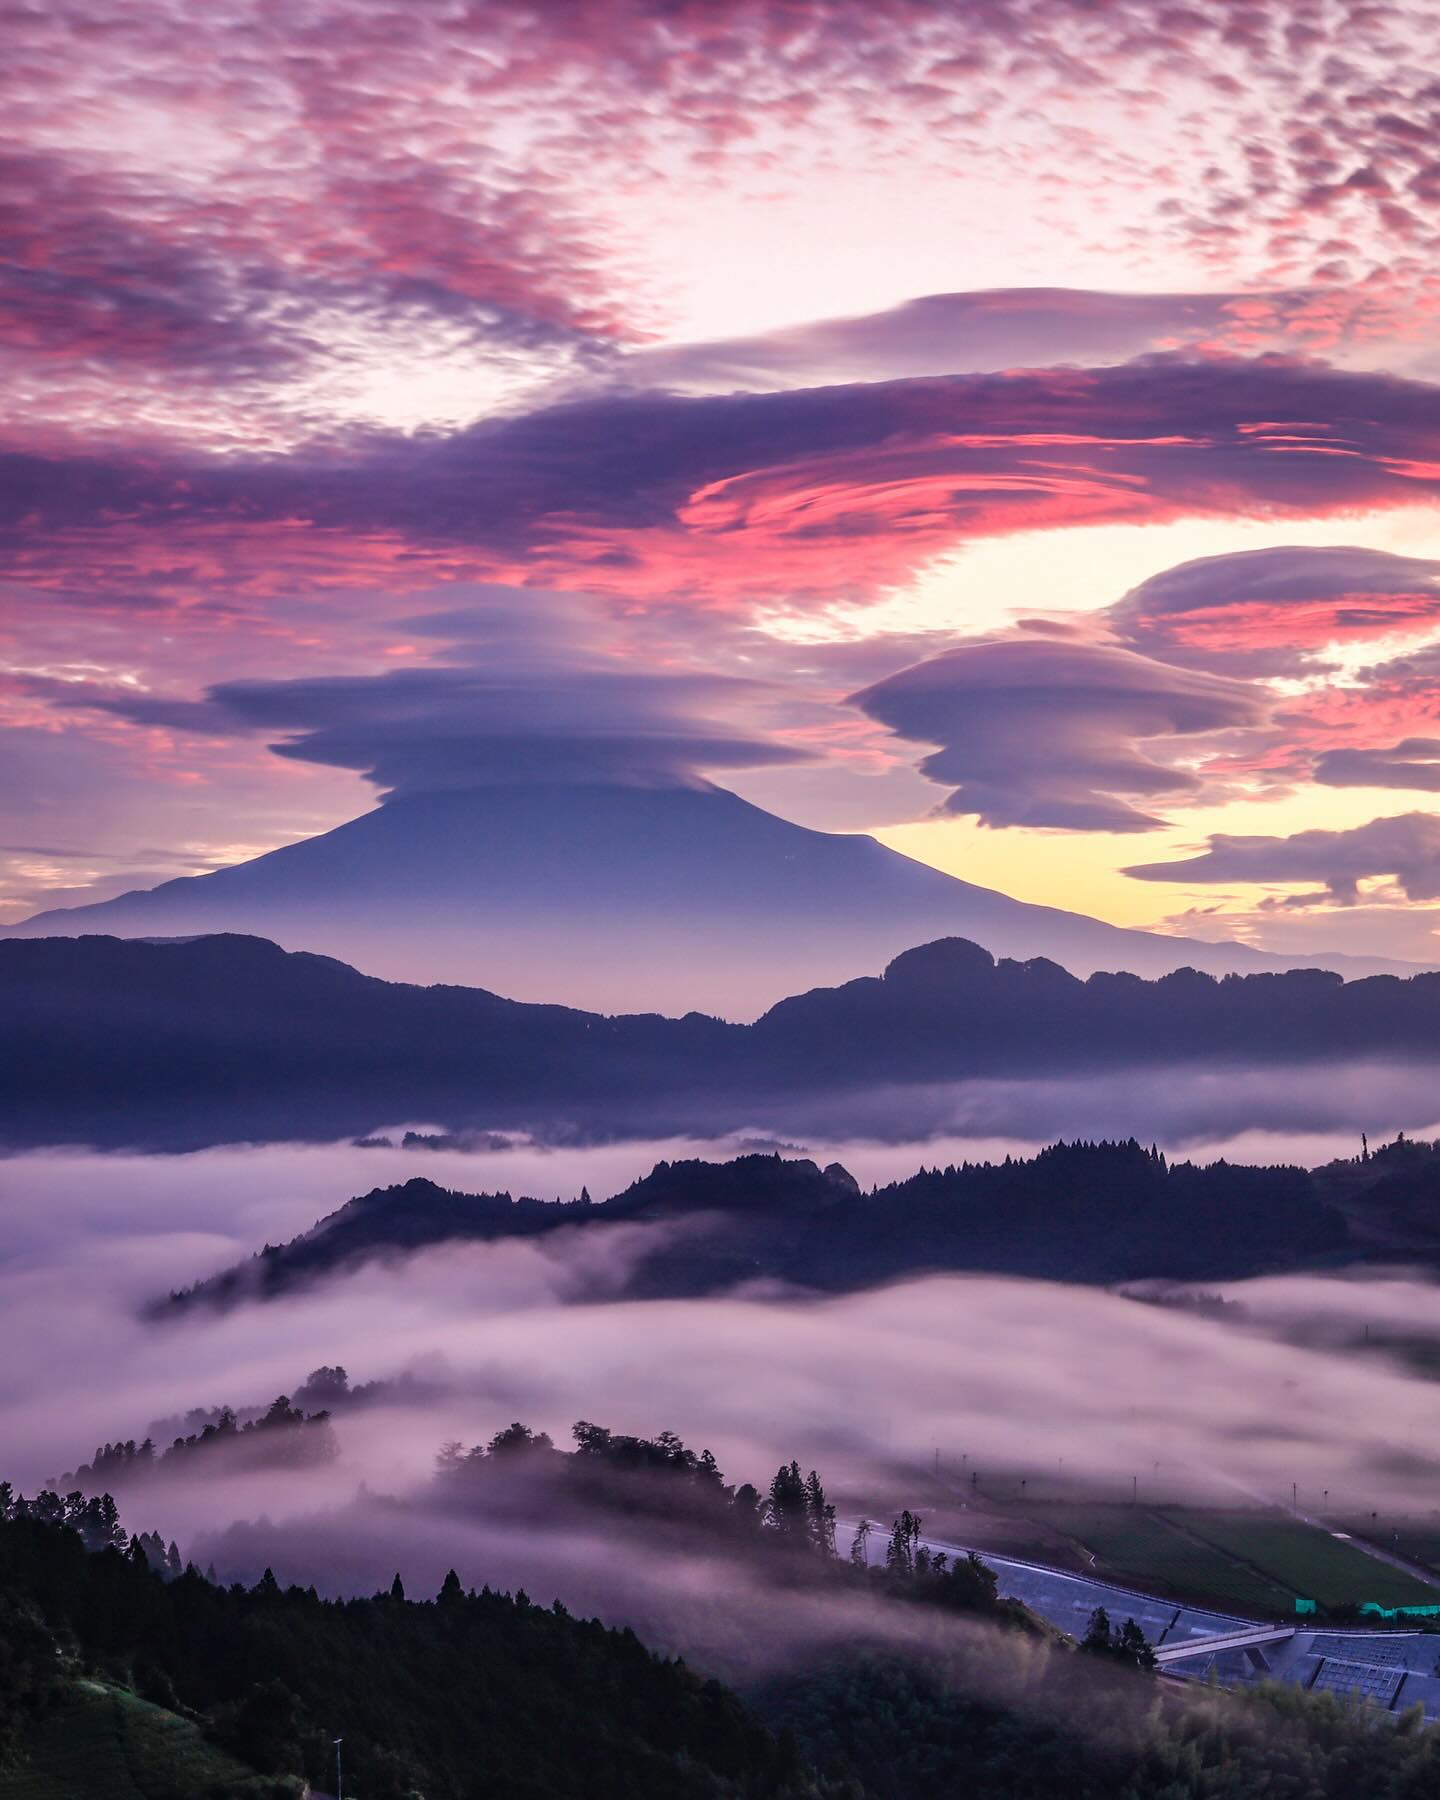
[[842, 1521, 1440, 1719]]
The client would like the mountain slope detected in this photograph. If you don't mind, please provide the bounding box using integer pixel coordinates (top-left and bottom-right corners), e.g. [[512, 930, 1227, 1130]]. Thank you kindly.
[[4, 781, 1408, 1016]]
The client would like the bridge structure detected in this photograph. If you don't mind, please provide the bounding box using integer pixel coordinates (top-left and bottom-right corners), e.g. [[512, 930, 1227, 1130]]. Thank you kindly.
[[1154, 1625, 1295, 1667]]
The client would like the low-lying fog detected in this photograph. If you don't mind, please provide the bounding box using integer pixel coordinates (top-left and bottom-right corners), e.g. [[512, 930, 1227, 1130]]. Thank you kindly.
[[7, 1129, 1440, 1603], [9, 1054, 1440, 1160]]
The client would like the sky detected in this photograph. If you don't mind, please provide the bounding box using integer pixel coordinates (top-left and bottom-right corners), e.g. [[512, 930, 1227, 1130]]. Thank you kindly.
[[8, 0, 1440, 964]]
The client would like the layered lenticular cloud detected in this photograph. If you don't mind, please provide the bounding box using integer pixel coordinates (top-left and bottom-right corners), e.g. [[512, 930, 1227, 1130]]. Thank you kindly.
[[850, 639, 1265, 832], [1104, 546, 1440, 677], [7, 0, 1440, 960], [625, 288, 1398, 394], [10, 357, 1440, 615]]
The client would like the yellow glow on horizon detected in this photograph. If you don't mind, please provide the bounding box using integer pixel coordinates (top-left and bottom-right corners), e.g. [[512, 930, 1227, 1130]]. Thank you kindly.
[[807, 505, 1440, 644], [872, 783, 1440, 937]]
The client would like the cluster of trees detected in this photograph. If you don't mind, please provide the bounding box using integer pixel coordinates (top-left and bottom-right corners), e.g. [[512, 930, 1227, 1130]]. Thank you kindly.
[[850, 1510, 1024, 1620], [429, 1422, 1039, 1643], [1079, 1606, 1156, 1671], [434, 1421, 842, 1560], [60, 1394, 338, 1490], [0, 1483, 205, 1581]]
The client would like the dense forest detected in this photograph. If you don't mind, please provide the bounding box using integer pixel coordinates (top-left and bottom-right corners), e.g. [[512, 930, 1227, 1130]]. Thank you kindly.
[[7, 1465, 1440, 1800], [159, 1130, 1439, 1314], [9, 931, 1440, 1150]]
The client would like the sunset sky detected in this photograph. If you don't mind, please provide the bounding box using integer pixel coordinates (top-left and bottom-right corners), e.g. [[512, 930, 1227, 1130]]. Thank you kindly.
[[8, 0, 1440, 963]]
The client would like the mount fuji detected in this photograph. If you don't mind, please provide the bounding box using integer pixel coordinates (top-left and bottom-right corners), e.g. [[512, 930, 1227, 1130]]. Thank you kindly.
[[6, 780, 1410, 1017]]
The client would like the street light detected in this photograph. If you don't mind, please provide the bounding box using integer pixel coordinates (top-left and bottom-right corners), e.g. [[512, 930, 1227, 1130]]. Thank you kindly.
[[334, 1736, 343, 1800]]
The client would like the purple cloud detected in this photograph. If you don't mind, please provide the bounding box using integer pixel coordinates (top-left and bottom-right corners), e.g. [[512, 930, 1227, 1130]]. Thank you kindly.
[[850, 638, 1265, 832], [10, 357, 1440, 613], [1314, 739, 1440, 792], [1104, 546, 1440, 678], [51, 663, 809, 799], [1125, 812, 1440, 903]]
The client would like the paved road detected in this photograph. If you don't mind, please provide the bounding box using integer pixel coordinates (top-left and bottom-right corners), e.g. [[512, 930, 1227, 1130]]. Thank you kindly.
[[902, 1528, 1251, 1647], [844, 1521, 1440, 1719]]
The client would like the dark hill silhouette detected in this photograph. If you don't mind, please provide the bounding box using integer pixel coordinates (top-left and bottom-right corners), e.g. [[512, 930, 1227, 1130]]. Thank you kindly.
[[158, 1138, 1364, 1315], [7, 931, 1440, 1152], [2, 781, 1410, 1017]]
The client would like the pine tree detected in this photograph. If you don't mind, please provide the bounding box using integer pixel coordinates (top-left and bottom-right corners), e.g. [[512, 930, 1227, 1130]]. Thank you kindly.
[[764, 1461, 810, 1541], [804, 1470, 836, 1556], [885, 1510, 922, 1575], [1081, 1605, 1112, 1653], [1115, 1617, 1156, 1670], [390, 1572, 406, 1602]]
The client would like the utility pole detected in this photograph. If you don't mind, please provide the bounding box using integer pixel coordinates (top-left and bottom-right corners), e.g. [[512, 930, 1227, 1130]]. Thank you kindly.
[[334, 1736, 343, 1800], [1131, 1474, 1137, 1505]]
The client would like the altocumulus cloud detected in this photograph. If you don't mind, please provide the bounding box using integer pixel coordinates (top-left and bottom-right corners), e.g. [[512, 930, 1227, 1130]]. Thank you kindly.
[[849, 638, 1265, 832]]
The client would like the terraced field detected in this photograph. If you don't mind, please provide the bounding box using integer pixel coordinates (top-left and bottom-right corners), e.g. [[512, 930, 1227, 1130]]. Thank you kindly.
[[0, 1679, 284, 1800]]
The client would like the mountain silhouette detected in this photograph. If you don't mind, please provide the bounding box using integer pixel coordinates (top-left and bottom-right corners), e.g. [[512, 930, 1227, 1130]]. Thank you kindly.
[[8, 930, 1440, 1153], [158, 1138, 1366, 1315], [2, 781, 1408, 1016]]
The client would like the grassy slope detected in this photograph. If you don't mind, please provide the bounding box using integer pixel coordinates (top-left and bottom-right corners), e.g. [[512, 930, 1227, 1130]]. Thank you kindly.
[[0, 1680, 283, 1800]]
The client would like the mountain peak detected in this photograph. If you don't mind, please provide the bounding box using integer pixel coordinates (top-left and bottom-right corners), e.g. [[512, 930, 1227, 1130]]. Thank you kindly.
[[6, 778, 1417, 1017]]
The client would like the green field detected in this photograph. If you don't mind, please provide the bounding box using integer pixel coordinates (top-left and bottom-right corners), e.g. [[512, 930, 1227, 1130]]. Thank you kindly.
[[1337, 1519, 1440, 1580], [0, 1680, 288, 1800], [984, 1497, 1440, 1618], [1163, 1510, 1440, 1611], [1041, 1505, 1296, 1618]]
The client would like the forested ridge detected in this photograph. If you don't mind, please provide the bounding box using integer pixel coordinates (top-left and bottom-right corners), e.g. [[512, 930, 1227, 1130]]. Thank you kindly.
[[9, 931, 1440, 1150], [162, 1131, 1440, 1314]]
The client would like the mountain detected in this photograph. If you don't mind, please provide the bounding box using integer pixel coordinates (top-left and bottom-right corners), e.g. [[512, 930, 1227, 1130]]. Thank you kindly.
[[8, 931, 1440, 1152], [159, 1139, 1361, 1314], [3, 780, 1410, 1016]]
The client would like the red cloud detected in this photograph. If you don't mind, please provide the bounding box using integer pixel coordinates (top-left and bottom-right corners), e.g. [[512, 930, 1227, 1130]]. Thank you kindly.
[[1104, 546, 1440, 677], [9, 356, 1440, 615]]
